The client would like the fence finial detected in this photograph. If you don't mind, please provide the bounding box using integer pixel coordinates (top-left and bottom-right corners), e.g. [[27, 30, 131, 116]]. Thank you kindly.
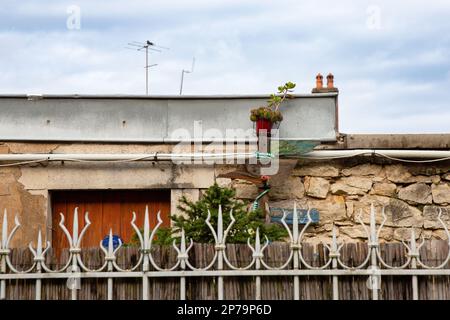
[[332, 225, 337, 250], [292, 202, 299, 243], [1, 209, 7, 248], [370, 203, 377, 243], [410, 229, 416, 252], [255, 227, 261, 253], [108, 229, 114, 255], [143, 206, 150, 250], [217, 205, 223, 244], [72, 207, 79, 245], [37, 230, 43, 257]]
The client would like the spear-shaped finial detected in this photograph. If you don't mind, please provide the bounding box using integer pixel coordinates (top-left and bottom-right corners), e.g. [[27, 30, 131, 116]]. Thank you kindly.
[[332, 225, 338, 251], [370, 203, 377, 243], [255, 227, 261, 254], [143, 205, 150, 249], [180, 228, 186, 253], [36, 229, 43, 256], [1, 209, 7, 248], [217, 205, 223, 244], [293, 203, 299, 243], [108, 229, 114, 254], [410, 228, 417, 253], [72, 207, 79, 245]]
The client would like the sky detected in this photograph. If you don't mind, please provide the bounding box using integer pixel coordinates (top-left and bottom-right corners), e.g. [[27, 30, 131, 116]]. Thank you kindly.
[[1, 0, 449, 134]]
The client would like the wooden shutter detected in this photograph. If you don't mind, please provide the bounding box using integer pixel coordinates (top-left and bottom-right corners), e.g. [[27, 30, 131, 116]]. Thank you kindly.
[[51, 190, 170, 256]]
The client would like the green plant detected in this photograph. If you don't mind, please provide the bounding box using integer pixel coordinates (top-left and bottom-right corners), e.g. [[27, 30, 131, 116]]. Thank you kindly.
[[250, 81, 296, 122], [250, 107, 283, 122], [130, 226, 175, 246], [171, 183, 287, 243]]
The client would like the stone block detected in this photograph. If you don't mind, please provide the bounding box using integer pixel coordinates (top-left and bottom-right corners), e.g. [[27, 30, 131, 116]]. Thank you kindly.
[[398, 183, 432, 204], [393, 228, 421, 241], [306, 195, 347, 223], [342, 164, 382, 176], [431, 183, 450, 204], [330, 177, 372, 195], [269, 176, 304, 200], [370, 182, 397, 197], [304, 176, 329, 199], [234, 183, 259, 200], [423, 205, 450, 229], [354, 195, 423, 228], [293, 164, 339, 177], [385, 164, 413, 183]]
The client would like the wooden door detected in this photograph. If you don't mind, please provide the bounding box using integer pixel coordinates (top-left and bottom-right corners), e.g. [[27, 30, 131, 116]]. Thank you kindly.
[[51, 190, 170, 256]]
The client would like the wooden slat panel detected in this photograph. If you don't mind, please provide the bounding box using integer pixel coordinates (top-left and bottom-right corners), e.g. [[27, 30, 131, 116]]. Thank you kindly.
[[51, 192, 68, 259], [120, 191, 139, 243], [51, 189, 171, 254], [81, 191, 103, 249], [102, 190, 122, 237]]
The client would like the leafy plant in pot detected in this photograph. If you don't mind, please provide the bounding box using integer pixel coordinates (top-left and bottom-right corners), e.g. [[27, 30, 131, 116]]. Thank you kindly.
[[250, 82, 296, 136]]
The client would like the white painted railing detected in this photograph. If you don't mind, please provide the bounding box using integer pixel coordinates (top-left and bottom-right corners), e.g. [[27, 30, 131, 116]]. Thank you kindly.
[[0, 204, 449, 300]]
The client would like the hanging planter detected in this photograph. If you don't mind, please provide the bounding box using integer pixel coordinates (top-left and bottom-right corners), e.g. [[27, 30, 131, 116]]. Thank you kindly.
[[250, 82, 296, 137]]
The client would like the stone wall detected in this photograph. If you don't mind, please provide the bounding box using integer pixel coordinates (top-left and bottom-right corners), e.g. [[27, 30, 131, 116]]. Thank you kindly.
[[1, 141, 450, 247], [231, 158, 450, 244]]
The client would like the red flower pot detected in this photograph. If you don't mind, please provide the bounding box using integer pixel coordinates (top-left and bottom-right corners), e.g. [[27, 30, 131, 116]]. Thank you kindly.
[[255, 118, 273, 136]]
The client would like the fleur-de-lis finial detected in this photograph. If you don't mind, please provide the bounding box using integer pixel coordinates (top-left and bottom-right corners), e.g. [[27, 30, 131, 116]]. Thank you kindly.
[[1, 209, 20, 251]]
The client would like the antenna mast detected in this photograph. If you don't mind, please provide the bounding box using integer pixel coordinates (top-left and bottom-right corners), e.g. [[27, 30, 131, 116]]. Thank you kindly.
[[179, 57, 196, 95], [125, 40, 169, 95]]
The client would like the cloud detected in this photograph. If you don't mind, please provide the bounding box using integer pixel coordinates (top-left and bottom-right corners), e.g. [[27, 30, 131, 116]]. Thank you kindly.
[[0, 0, 449, 133]]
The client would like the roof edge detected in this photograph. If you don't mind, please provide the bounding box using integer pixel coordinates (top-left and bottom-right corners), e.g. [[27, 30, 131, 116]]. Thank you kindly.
[[0, 93, 338, 100]]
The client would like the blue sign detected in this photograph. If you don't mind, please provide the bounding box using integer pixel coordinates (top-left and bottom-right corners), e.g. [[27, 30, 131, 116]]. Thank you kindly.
[[269, 207, 320, 225], [102, 234, 123, 250]]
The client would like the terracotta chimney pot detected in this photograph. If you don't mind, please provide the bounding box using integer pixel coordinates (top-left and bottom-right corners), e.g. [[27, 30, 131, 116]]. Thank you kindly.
[[315, 73, 323, 89], [326, 73, 334, 89], [312, 73, 338, 93]]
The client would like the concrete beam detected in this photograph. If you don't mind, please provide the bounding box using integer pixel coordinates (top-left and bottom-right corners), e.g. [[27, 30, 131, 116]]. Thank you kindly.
[[317, 134, 450, 150]]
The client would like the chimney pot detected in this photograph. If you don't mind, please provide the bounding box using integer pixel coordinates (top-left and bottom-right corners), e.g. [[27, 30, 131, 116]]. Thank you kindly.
[[312, 73, 338, 93], [315, 73, 323, 89], [326, 73, 334, 89]]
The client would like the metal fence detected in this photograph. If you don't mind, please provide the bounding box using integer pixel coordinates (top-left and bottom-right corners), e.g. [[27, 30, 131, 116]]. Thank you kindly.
[[1, 204, 449, 300]]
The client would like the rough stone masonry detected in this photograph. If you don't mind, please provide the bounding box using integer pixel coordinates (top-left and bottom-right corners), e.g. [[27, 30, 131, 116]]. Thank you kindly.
[[1, 135, 450, 247], [230, 157, 450, 245]]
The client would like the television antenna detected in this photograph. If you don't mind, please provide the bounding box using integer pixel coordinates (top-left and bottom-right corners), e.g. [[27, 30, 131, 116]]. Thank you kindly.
[[179, 57, 195, 95], [125, 40, 169, 95]]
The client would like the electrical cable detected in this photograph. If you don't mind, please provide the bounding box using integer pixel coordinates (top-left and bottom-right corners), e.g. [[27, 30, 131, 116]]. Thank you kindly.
[[1, 150, 450, 167], [297, 151, 450, 163]]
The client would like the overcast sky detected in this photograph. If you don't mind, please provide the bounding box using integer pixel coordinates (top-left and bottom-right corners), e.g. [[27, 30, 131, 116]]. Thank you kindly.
[[1, 1, 449, 134]]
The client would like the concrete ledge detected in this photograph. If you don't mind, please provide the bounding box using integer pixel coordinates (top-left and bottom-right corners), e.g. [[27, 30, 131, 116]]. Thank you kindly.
[[318, 134, 450, 150]]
